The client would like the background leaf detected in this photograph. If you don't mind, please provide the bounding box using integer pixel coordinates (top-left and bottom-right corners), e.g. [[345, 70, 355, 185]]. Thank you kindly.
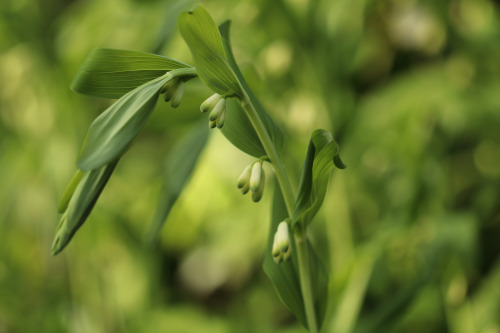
[[77, 74, 170, 171], [51, 160, 119, 255], [71, 48, 191, 99], [147, 119, 209, 242], [262, 183, 329, 330], [293, 129, 344, 227], [178, 4, 242, 97]]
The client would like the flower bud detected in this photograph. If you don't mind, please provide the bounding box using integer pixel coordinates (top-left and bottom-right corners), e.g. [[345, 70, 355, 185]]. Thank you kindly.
[[216, 108, 226, 128], [272, 221, 291, 263], [251, 167, 265, 202], [162, 79, 178, 102], [208, 119, 217, 128], [249, 162, 262, 193], [200, 93, 222, 113], [208, 98, 226, 121], [170, 81, 185, 108], [237, 165, 252, 189]]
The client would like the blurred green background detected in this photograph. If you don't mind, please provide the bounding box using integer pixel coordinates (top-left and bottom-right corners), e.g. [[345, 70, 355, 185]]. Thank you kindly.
[[1, 0, 500, 332]]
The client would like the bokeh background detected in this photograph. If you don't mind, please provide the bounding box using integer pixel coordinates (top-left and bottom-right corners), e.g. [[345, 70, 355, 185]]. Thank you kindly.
[[1, 0, 500, 332]]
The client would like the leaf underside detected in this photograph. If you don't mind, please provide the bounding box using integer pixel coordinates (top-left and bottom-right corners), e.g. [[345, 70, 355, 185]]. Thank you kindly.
[[52, 160, 118, 255], [77, 74, 171, 171], [71, 48, 191, 99]]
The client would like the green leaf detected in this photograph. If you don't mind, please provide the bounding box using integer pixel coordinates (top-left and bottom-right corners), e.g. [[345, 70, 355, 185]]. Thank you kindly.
[[293, 129, 345, 228], [71, 48, 192, 99], [51, 160, 118, 255], [57, 170, 84, 213], [221, 98, 266, 157], [263, 184, 329, 330], [147, 119, 209, 242], [178, 4, 242, 97], [77, 74, 171, 171], [218, 21, 284, 155]]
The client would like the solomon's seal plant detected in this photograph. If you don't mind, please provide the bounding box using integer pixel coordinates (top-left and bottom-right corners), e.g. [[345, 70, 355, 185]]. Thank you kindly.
[[53, 4, 345, 332]]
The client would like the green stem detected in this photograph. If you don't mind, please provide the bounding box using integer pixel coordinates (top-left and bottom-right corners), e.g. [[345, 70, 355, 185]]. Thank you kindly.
[[240, 92, 295, 215], [240, 92, 318, 333], [295, 233, 318, 333]]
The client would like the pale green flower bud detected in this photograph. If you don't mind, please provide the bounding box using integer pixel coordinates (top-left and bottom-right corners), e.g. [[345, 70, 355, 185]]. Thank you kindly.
[[249, 162, 262, 193], [251, 167, 265, 202], [200, 93, 222, 113], [170, 81, 185, 108], [208, 98, 226, 121], [272, 221, 291, 263], [162, 79, 178, 102], [208, 119, 217, 128], [240, 182, 250, 195], [237, 165, 252, 189], [216, 108, 226, 128]]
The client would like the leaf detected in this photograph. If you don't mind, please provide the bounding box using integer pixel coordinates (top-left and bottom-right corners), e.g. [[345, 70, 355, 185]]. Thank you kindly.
[[71, 48, 192, 99], [293, 129, 345, 228], [219, 21, 284, 155], [57, 170, 84, 213], [51, 160, 119, 255], [262, 183, 329, 330], [221, 98, 266, 157], [178, 4, 242, 97], [77, 74, 171, 171], [147, 119, 209, 242]]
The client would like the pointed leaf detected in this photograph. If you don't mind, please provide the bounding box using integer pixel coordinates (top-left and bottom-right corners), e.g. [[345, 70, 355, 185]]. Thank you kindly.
[[71, 48, 191, 99], [147, 119, 209, 242], [77, 74, 171, 171], [219, 21, 284, 154], [263, 184, 329, 330], [293, 129, 345, 228], [178, 5, 242, 97], [51, 160, 118, 255]]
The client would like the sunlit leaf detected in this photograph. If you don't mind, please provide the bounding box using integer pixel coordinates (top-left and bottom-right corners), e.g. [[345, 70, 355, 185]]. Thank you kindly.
[[71, 48, 192, 99], [219, 21, 284, 155], [293, 129, 345, 228], [262, 184, 329, 330], [178, 4, 242, 97], [147, 119, 209, 242], [51, 160, 118, 255], [77, 74, 170, 171]]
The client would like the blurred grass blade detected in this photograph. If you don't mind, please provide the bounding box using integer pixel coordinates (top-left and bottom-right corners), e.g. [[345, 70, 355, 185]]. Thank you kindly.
[[57, 169, 84, 213], [77, 74, 171, 171], [71, 48, 192, 99], [219, 21, 284, 154], [221, 98, 266, 157], [51, 160, 119, 255], [147, 119, 209, 242], [178, 4, 242, 97], [263, 184, 329, 330], [293, 129, 345, 227]]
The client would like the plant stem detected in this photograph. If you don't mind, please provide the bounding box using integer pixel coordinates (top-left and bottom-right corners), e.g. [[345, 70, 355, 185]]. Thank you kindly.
[[240, 92, 318, 333], [240, 92, 295, 215], [295, 233, 318, 333]]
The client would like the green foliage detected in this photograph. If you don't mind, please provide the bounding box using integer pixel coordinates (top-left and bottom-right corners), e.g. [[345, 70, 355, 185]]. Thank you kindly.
[[71, 48, 192, 99], [52, 160, 118, 255], [178, 4, 242, 97], [293, 129, 345, 229], [77, 74, 171, 171]]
